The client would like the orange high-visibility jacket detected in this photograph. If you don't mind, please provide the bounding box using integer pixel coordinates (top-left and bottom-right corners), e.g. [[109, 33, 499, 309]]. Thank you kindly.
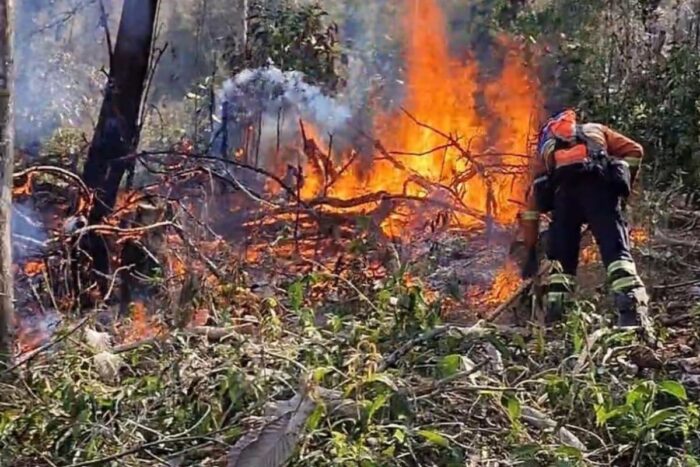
[[520, 120, 644, 249]]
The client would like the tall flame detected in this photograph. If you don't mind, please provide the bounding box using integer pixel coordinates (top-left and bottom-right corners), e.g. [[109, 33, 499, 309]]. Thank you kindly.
[[300, 0, 542, 236]]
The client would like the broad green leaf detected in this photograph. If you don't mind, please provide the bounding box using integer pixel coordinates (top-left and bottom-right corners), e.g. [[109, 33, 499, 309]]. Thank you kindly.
[[647, 408, 679, 428], [626, 382, 653, 407], [438, 354, 461, 378], [417, 429, 450, 447], [659, 380, 688, 401]]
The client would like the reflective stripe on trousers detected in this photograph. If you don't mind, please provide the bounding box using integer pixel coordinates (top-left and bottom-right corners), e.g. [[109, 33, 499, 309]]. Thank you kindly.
[[607, 259, 645, 293]]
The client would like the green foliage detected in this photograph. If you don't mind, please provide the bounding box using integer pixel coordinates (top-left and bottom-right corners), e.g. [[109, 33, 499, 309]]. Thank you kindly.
[[3, 261, 700, 466], [226, 0, 342, 90], [502, 0, 700, 193]]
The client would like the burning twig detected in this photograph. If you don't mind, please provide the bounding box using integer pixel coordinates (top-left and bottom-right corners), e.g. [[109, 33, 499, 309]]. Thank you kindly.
[[2, 315, 90, 375], [485, 278, 533, 322], [14, 165, 93, 215], [69, 221, 175, 239], [136, 150, 310, 209], [400, 107, 486, 174], [171, 225, 223, 281], [302, 257, 381, 314], [308, 192, 486, 222]]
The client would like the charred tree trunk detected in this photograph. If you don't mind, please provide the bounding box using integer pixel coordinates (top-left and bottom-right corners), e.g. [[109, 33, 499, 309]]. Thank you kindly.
[[82, 0, 159, 286], [0, 0, 13, 367]]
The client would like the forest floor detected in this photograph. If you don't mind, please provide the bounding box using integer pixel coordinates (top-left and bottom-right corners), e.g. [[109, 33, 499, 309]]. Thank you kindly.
[[1, 189, 700, 467]]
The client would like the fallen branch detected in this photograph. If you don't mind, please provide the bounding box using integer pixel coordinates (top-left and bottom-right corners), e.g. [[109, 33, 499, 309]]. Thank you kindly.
[[13, 165, 93, 215], [656, 232, 699, 250], [66, 432, 228, 467], [378, 321, 490, 372], [69, 221, 175, 239], [521, 406, 587, 452], [653, 279, 700, 291], [2, 316, 90, 375]]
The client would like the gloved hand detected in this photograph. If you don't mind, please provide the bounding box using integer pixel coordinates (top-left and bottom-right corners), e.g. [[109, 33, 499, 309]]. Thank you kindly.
[[521, 247, 539, 279]]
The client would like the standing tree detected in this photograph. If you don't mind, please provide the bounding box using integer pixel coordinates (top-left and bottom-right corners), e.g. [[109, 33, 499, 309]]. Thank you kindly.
[[82, 0, 160, 284], [0, 0, 13, 367]]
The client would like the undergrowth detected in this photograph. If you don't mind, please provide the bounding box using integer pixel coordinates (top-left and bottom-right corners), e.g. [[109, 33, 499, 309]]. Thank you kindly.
[[1, 264, 698, 466]]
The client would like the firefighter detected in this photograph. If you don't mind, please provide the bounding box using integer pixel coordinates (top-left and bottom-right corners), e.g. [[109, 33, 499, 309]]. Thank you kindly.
[[518, 109, 648, 327]]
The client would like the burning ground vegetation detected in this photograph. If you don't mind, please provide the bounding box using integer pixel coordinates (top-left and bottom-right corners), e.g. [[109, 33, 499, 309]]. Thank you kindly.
[[3, 1, 700, 466]]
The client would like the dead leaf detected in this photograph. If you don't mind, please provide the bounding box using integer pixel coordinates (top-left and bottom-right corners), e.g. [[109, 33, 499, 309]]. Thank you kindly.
[[227, 390, 317, 467], [84, 327, 112, 352]]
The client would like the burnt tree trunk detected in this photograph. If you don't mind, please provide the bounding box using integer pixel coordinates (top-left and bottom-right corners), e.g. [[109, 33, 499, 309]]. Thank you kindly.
[[82, 0, 159, 285], [0, 0, 13, 367]]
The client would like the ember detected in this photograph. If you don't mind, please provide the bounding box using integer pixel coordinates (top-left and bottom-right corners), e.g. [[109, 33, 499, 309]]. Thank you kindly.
[[466, 261, 523, 307], [22, 260, 45, 277], [120, 301, 163, 345]]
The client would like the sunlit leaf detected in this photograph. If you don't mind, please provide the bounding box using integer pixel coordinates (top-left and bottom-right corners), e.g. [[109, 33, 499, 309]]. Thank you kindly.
[[438, 354, 461, 378], [365, 373, 398, 392], [417, 429, 450, 447], [659, 380, 688, 401], [647, 408, 679, 428]]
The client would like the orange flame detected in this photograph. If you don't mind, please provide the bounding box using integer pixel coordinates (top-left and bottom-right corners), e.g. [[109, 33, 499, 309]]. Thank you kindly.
[[299, 0, 541, 237], [121, 301, 163, 344], [22, 260, 45, 277], [467, 261, 523, 307], [13, 175, 33, 197], [630, 227, 649, 246]]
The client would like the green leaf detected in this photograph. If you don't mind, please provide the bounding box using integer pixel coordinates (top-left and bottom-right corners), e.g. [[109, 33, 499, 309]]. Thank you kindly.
[[438, 354, 461, 378], [306, 404, 325, 431], [417, 429, 450, 447], [511, 443, 541, 460], [595, 404, 627, 426], [555, 445, 583, 460], [312, 367, 332, 383], [647, 408, 679, 428], [659, 380, 688, 401], [626, 382, 654, 407], [502, 395, 521, 423], [287, 281, 304, 311], [365, 373, 398, 392], [367, 392, 390, 422]]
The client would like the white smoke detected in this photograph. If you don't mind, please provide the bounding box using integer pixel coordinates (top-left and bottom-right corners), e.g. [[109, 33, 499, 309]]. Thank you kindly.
[[220, 66, 353, 136], [12, 202, 47, 261]]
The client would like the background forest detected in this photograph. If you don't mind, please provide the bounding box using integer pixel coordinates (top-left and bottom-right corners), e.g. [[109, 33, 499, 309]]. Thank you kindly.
[[2, 1, 700, 466], [16, 0, 700, 191]]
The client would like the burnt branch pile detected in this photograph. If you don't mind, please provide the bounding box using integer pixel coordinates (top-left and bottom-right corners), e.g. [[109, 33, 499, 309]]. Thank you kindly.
[[9, 110, 531, 359]]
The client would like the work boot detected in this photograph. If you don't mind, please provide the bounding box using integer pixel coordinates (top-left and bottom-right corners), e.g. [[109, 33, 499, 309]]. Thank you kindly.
[[544, 293, 568, 326], [544, 302, 565, 325], [617, 307, 640, 328], [543, 271, 575, 326], [614, 288, 649, 329]]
